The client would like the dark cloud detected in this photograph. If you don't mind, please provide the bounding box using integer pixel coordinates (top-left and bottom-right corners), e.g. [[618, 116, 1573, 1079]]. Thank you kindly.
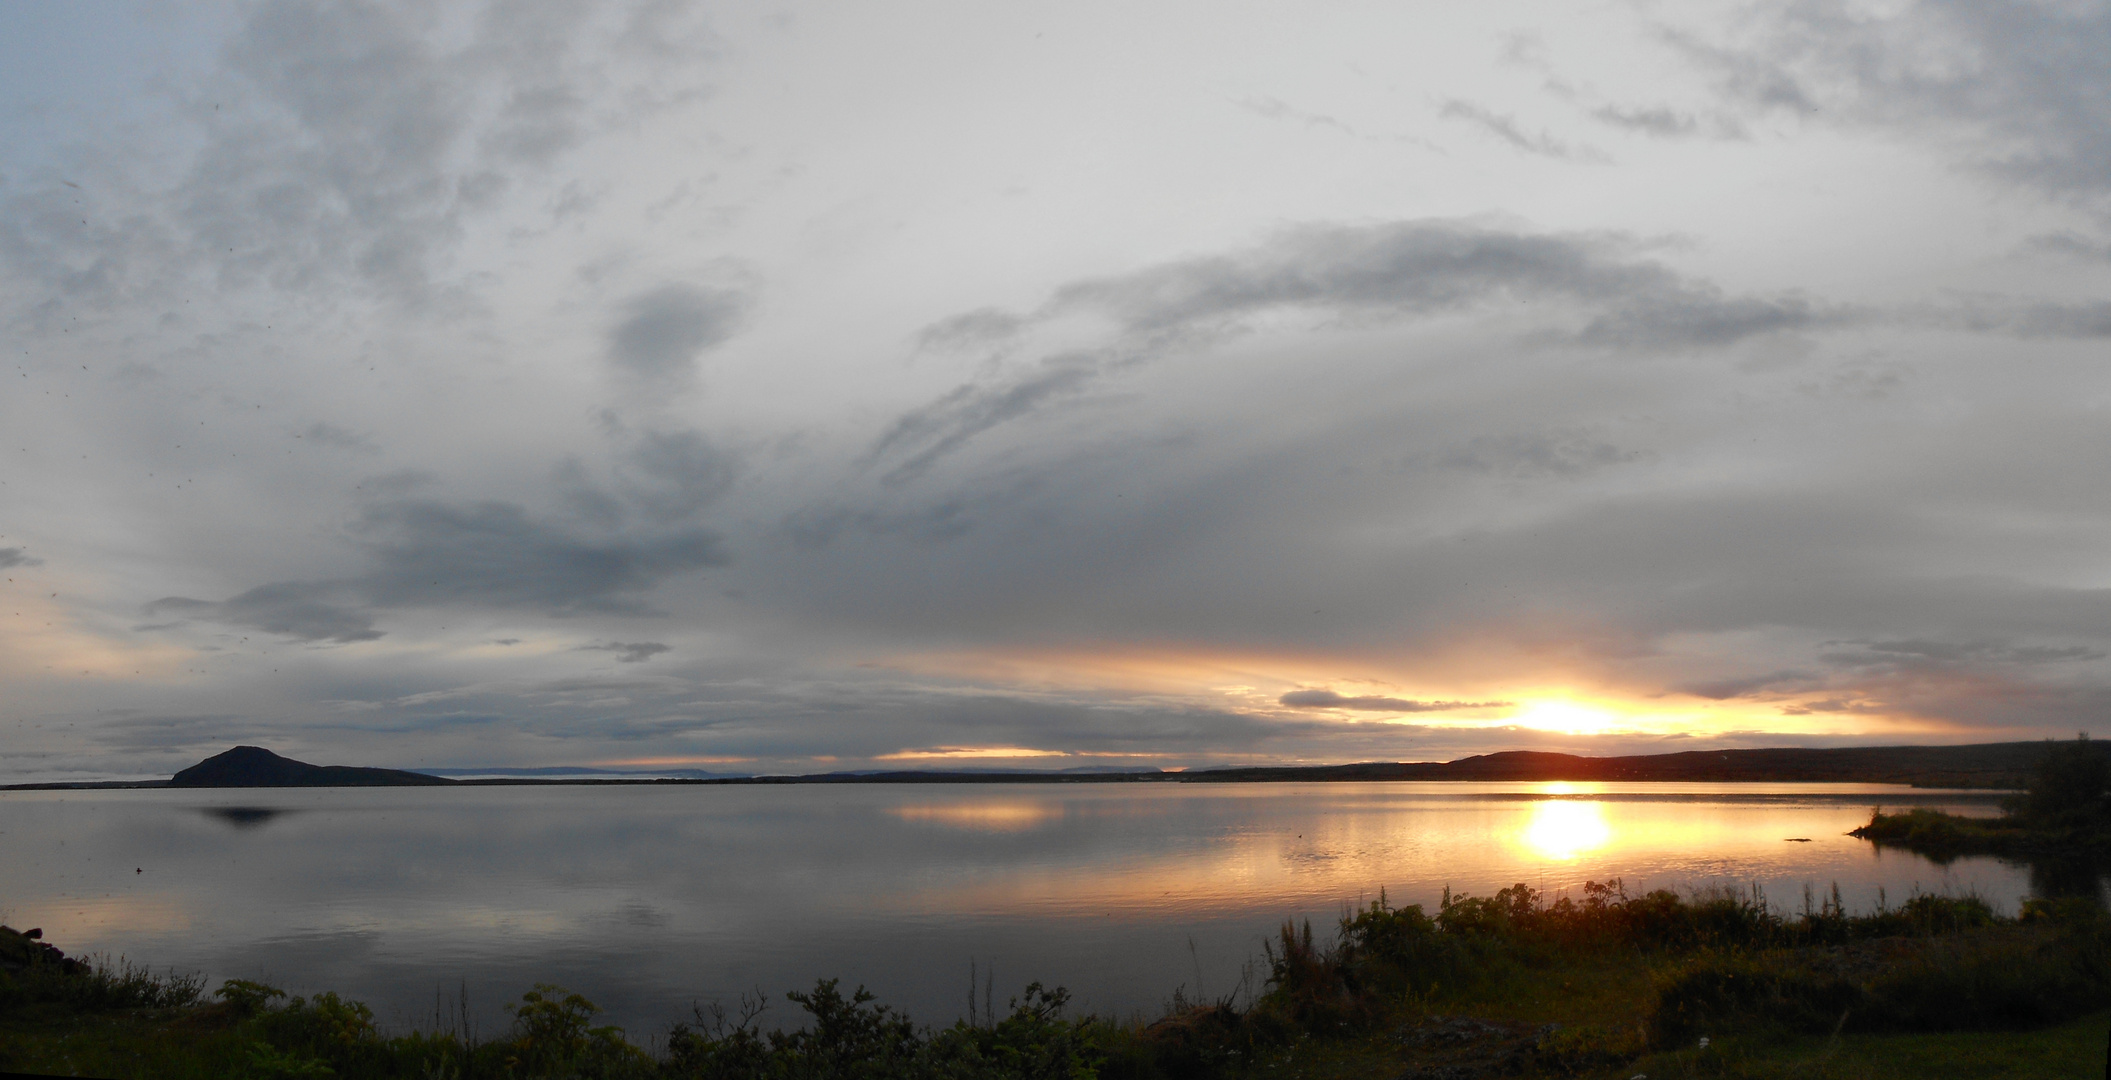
[[0, 548, 42, 569], [1041, 221, 1838, 344], [1685, 0, 2111, 199], [1777, 698, 1886, 716], [880, 221, 1846, 477], [1819, 638, 2106, 670], [868, 358, 1098, 484], [582, 641, 672, 663], [353, 497, 727, 614], [1946, 300, 2111, 340], [150, 491, 729, 643], [1680, 670, 1820, 701], [619, 429, 741, 524], [2028, 232, 2111, 262], [608, 283, 748, 382], [148, 583, 381, 644], [1279, 690, 1510, 712]]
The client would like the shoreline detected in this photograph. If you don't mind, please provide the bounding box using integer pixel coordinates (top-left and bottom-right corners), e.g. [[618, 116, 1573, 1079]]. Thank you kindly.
[[2, 739, 2073, 791]]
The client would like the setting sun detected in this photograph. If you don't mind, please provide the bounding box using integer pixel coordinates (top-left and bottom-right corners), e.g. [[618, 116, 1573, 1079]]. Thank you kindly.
[[1512, 701, 1623, 736]]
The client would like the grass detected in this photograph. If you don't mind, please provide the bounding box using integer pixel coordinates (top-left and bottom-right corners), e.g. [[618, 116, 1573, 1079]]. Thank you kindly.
[[2, 882, 2108, 1079]]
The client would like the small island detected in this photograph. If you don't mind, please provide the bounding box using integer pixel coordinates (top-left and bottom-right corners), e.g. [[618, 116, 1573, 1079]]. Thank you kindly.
[[169, 745, 455, 788], [1852, 734, 2111, 862]]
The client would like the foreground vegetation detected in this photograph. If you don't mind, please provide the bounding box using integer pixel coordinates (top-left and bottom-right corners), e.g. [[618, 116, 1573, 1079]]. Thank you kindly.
[[5, 876, 2109, 1080]]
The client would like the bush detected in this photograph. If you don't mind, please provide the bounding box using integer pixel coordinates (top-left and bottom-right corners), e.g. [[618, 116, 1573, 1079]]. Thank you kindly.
[[0, 955, 206, 1014], [2011, 734, 2111, 828]]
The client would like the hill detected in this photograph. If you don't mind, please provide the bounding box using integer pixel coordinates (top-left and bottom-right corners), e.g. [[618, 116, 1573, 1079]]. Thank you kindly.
[[1184, 741, 2085, 788], [167, 746, 454, 788]]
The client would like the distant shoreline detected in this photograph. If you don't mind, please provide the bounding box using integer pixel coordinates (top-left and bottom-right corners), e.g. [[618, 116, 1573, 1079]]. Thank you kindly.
[[3, 739, 2072, 791]]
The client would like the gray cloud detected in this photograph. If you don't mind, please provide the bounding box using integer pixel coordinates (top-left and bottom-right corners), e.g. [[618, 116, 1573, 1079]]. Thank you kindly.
[[1280, 690, 1511, 712], [300, 423, 378, 452], [619, 428, 741, 523], [1589, 104, 1747, 141], [1819, 638, 2107, 670], [878, 220, 1846, 477], [1946, 300, 2111, 339], [1685, 0, 2111, 199], [869, 358, 1099, 484], [0, 0, 719, 311], [582, 641, 672, 663], [1437, 429, 1648, 480], [0, 548, 42, 569], [915, 307, 1029, 351], [1039, 221, 1838, 344], [608, 283, 748, 383], [353, 496, 727, 615], [149, 583, 381, 644], [1439, 99, 1610, 162], [150, 489, 729, 643]]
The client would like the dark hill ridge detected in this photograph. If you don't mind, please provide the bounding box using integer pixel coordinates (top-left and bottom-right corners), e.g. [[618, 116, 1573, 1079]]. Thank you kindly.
[[11, 740, 2071, 792], [169, 746, 453, 788], [1185, 741, 2091, 788]]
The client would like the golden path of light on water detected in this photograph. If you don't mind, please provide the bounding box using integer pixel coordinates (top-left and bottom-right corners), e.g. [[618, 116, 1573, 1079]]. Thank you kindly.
[[1517, 800, 1614, 861]]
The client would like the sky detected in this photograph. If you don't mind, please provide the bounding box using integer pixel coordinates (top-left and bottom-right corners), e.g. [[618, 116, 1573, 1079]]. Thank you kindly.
[[5, 0, 2111, 781]]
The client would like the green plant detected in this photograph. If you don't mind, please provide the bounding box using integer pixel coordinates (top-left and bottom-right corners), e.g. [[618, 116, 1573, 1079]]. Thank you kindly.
[[219, 979, 288, 1017]]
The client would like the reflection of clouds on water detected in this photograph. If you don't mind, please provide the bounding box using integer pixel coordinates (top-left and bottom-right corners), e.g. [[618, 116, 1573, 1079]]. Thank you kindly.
[[0, 783, 2045, 1036], [202, 806, 292, 829], [1519, 802, 1611, 861], [888, 802, 1062, 832]]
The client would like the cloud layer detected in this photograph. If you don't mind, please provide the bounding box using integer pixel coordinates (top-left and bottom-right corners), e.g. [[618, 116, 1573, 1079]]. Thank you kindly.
[[5, 0, 2111, 780]]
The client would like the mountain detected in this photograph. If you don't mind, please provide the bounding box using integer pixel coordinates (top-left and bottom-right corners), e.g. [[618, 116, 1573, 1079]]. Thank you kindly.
[[169, 746, 455, 788]]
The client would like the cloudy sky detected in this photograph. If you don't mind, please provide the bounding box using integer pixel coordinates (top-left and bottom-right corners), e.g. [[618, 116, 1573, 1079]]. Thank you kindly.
[[5, 0, 2110, 780]]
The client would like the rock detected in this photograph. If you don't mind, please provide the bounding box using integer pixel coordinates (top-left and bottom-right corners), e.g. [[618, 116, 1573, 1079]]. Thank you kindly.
[[0, 925, 87, 976]]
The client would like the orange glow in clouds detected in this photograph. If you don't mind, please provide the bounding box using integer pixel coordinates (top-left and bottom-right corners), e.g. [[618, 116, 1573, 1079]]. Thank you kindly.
[[867, 643, 1954, 744]]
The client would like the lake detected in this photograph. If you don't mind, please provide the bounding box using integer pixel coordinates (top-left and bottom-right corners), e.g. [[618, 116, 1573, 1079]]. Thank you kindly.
[[0, 781, 2036, 1037]]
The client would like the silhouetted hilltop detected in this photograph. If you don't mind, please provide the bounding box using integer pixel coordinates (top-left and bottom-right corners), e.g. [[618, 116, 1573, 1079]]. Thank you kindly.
[[169, 746, 454, 788], [1186, 741, 2088, 788]]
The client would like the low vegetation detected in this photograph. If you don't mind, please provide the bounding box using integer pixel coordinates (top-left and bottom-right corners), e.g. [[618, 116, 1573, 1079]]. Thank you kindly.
[[4, 875, 2108, 1079], [1853, 734, 2111, 860]]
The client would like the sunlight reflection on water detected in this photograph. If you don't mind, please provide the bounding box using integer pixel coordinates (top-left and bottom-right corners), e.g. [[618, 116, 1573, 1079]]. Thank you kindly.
[[0, 782, 2032, 1035], [1519, 802, 1612, 861]]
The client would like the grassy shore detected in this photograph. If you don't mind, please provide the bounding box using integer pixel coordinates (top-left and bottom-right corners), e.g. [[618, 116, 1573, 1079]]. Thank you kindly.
[[1850, 735, 2111, 867], [5, 878, 2109, 1080]]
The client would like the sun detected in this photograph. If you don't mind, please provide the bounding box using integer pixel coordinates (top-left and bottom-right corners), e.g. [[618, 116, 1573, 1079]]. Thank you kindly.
[[1513, 700, 1622, 736]]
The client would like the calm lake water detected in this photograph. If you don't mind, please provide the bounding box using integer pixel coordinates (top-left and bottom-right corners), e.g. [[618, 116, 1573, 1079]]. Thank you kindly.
[[0, 782, 2034, 1036]]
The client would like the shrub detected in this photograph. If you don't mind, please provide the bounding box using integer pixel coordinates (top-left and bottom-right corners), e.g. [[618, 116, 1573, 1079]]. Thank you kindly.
[[2010, 734, 2111, 827], [217, 978, 287, 1017], [502, 983, 648, 1078]]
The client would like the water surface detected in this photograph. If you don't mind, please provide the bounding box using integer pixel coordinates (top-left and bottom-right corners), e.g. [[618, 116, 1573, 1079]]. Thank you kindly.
[[0, 782, 2025, 1035]]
